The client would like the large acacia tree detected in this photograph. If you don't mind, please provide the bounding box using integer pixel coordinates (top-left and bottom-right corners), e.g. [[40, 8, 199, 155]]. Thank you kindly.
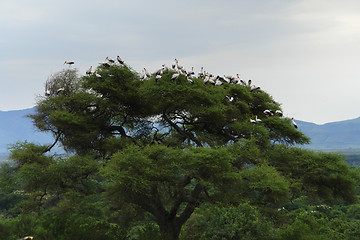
[[20, 61, 357, 239]]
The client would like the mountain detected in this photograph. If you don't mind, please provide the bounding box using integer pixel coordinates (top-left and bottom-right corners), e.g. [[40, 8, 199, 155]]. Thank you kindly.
[[0, 107, 54, 155], [1, 107, 360, 156], [297, 118, 360, 150]]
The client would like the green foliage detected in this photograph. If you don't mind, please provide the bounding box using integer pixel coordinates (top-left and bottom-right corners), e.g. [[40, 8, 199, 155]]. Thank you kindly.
[[266, 146, 358, 203], [0, 62, 358, 239], [181, 203, 275, 240]]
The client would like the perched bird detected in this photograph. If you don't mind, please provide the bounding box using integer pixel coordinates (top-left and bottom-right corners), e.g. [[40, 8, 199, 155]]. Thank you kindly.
[[186, 76, 194, 83], [117, 55, 125, 65], [250, 118, 257, 123], [172, 59, 178, 69], [275, 110, 283, 117], [203, 75, 210, 84], [144, 68, 151, 78], [100, 62, 111, 68], [248, 79, 252, 86], [215, 79, 223, 86], [94, 70, 102, 79], [187, 67, 195, 76], [226, 96, 234, 102], [171, 73, 180, 80], [198, 67, 204, 78], [291, 117, 298, 128], [156, 74, 162, 83], [19, 236, 33, 240], [106, 56, 115, 63], [45, 89, 51, 97], [255, 115, 262, 123], [56, 87, 64, 95], [155, 66, 164, 75], [263, 109, 274, 116], [209, 76, 216, 85], [140, 70, 146, 80], [86, 66, 92, 75], [240, 79, 247, 86], [250, 85, 260, 92]]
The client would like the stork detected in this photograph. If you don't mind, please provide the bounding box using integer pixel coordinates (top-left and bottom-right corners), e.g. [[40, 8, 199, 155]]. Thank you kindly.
[[56, 87, 64, 95], [226, 95, 234, 102], [233, 74, 241, 85], [187, 67, 195, 76], [140, 69, 146, 80], [263, 109, 273, 116], [275, 110, 283, 117], [187, 76, 194, 83], [209, 76, 216, 85], [144, 68, 151, 78], [45, 89, 51, 97], [248, 79, 252, 86], [171, 72, 180, 80], [155, 65, 164, 75], [215, 79, 223, 86], [255, 115, 262, 123], [250, 85, 260, 92], [172, 59, 178, 69], [198, 67, 204, 78], [94, 70, 102, 79], [156, 74, 162, 83], [86, 66, 92, 75], [100, 62, 111, 68], [203, 75, 210, 84], [117, 55, 125, 65], [64, 61, 74, 66], [19, 236, 33, 240], [106, 56, 115, 63], [291, 117, 298, 128]]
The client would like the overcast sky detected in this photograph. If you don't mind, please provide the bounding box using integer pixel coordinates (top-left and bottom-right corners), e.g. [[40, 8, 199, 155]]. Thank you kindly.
[[1, 0, 360, 124]]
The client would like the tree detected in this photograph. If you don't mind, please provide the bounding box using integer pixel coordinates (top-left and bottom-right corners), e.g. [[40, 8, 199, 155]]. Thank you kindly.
[[16, 61, 357, 240]]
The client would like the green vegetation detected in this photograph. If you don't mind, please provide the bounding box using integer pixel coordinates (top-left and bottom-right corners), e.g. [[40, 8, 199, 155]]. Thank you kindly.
[[0, 62, 359, 240]]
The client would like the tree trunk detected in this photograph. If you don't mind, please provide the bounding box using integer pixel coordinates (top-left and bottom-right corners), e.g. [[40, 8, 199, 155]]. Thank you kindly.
[[158, 220, 182, 240]]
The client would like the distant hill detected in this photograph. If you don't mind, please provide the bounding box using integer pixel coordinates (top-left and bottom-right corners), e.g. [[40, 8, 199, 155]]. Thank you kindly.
[[1, 107, 360, 156], [297, 118, 360, 150], [0, 107, 54, 155]]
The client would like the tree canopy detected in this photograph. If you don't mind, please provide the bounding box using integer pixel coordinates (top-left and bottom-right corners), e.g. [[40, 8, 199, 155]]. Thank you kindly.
[[0, 58, 358, 240]]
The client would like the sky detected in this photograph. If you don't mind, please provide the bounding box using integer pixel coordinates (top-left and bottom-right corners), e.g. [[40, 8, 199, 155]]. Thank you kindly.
[[1, 0, 360, 124]]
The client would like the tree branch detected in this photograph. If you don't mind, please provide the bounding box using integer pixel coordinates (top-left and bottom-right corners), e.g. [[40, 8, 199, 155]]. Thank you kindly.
[[43, 131, 62, 153], [162, 111, 203, 147]]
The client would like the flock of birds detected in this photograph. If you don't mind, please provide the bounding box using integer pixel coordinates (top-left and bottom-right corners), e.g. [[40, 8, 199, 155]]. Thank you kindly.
[[60, 57, 298, 129]]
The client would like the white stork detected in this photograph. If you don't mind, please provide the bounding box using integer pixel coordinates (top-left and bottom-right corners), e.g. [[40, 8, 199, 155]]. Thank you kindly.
[[255, 115, 262, 123], [117, 55, 125, 65], [250, 85, 260, 92], [198, 67, 204, 78], [250, 118, 256, 123], [100, 62, 111, 68], [171, 73, 180, 80], [64, 61, 74, 66], [215, 79, 223, 86], [86, 66, 92, 75], [263, 109, 273, 116], [291, 117, 298, 128], [275, 110, 283, 117], [226, 96, 234, 102], [94, 70, 102, 79], [172, 59, 178, 69], [156, 74, 162, 82], [56, 87, 64, 95], [144, 68, 151, 78]]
